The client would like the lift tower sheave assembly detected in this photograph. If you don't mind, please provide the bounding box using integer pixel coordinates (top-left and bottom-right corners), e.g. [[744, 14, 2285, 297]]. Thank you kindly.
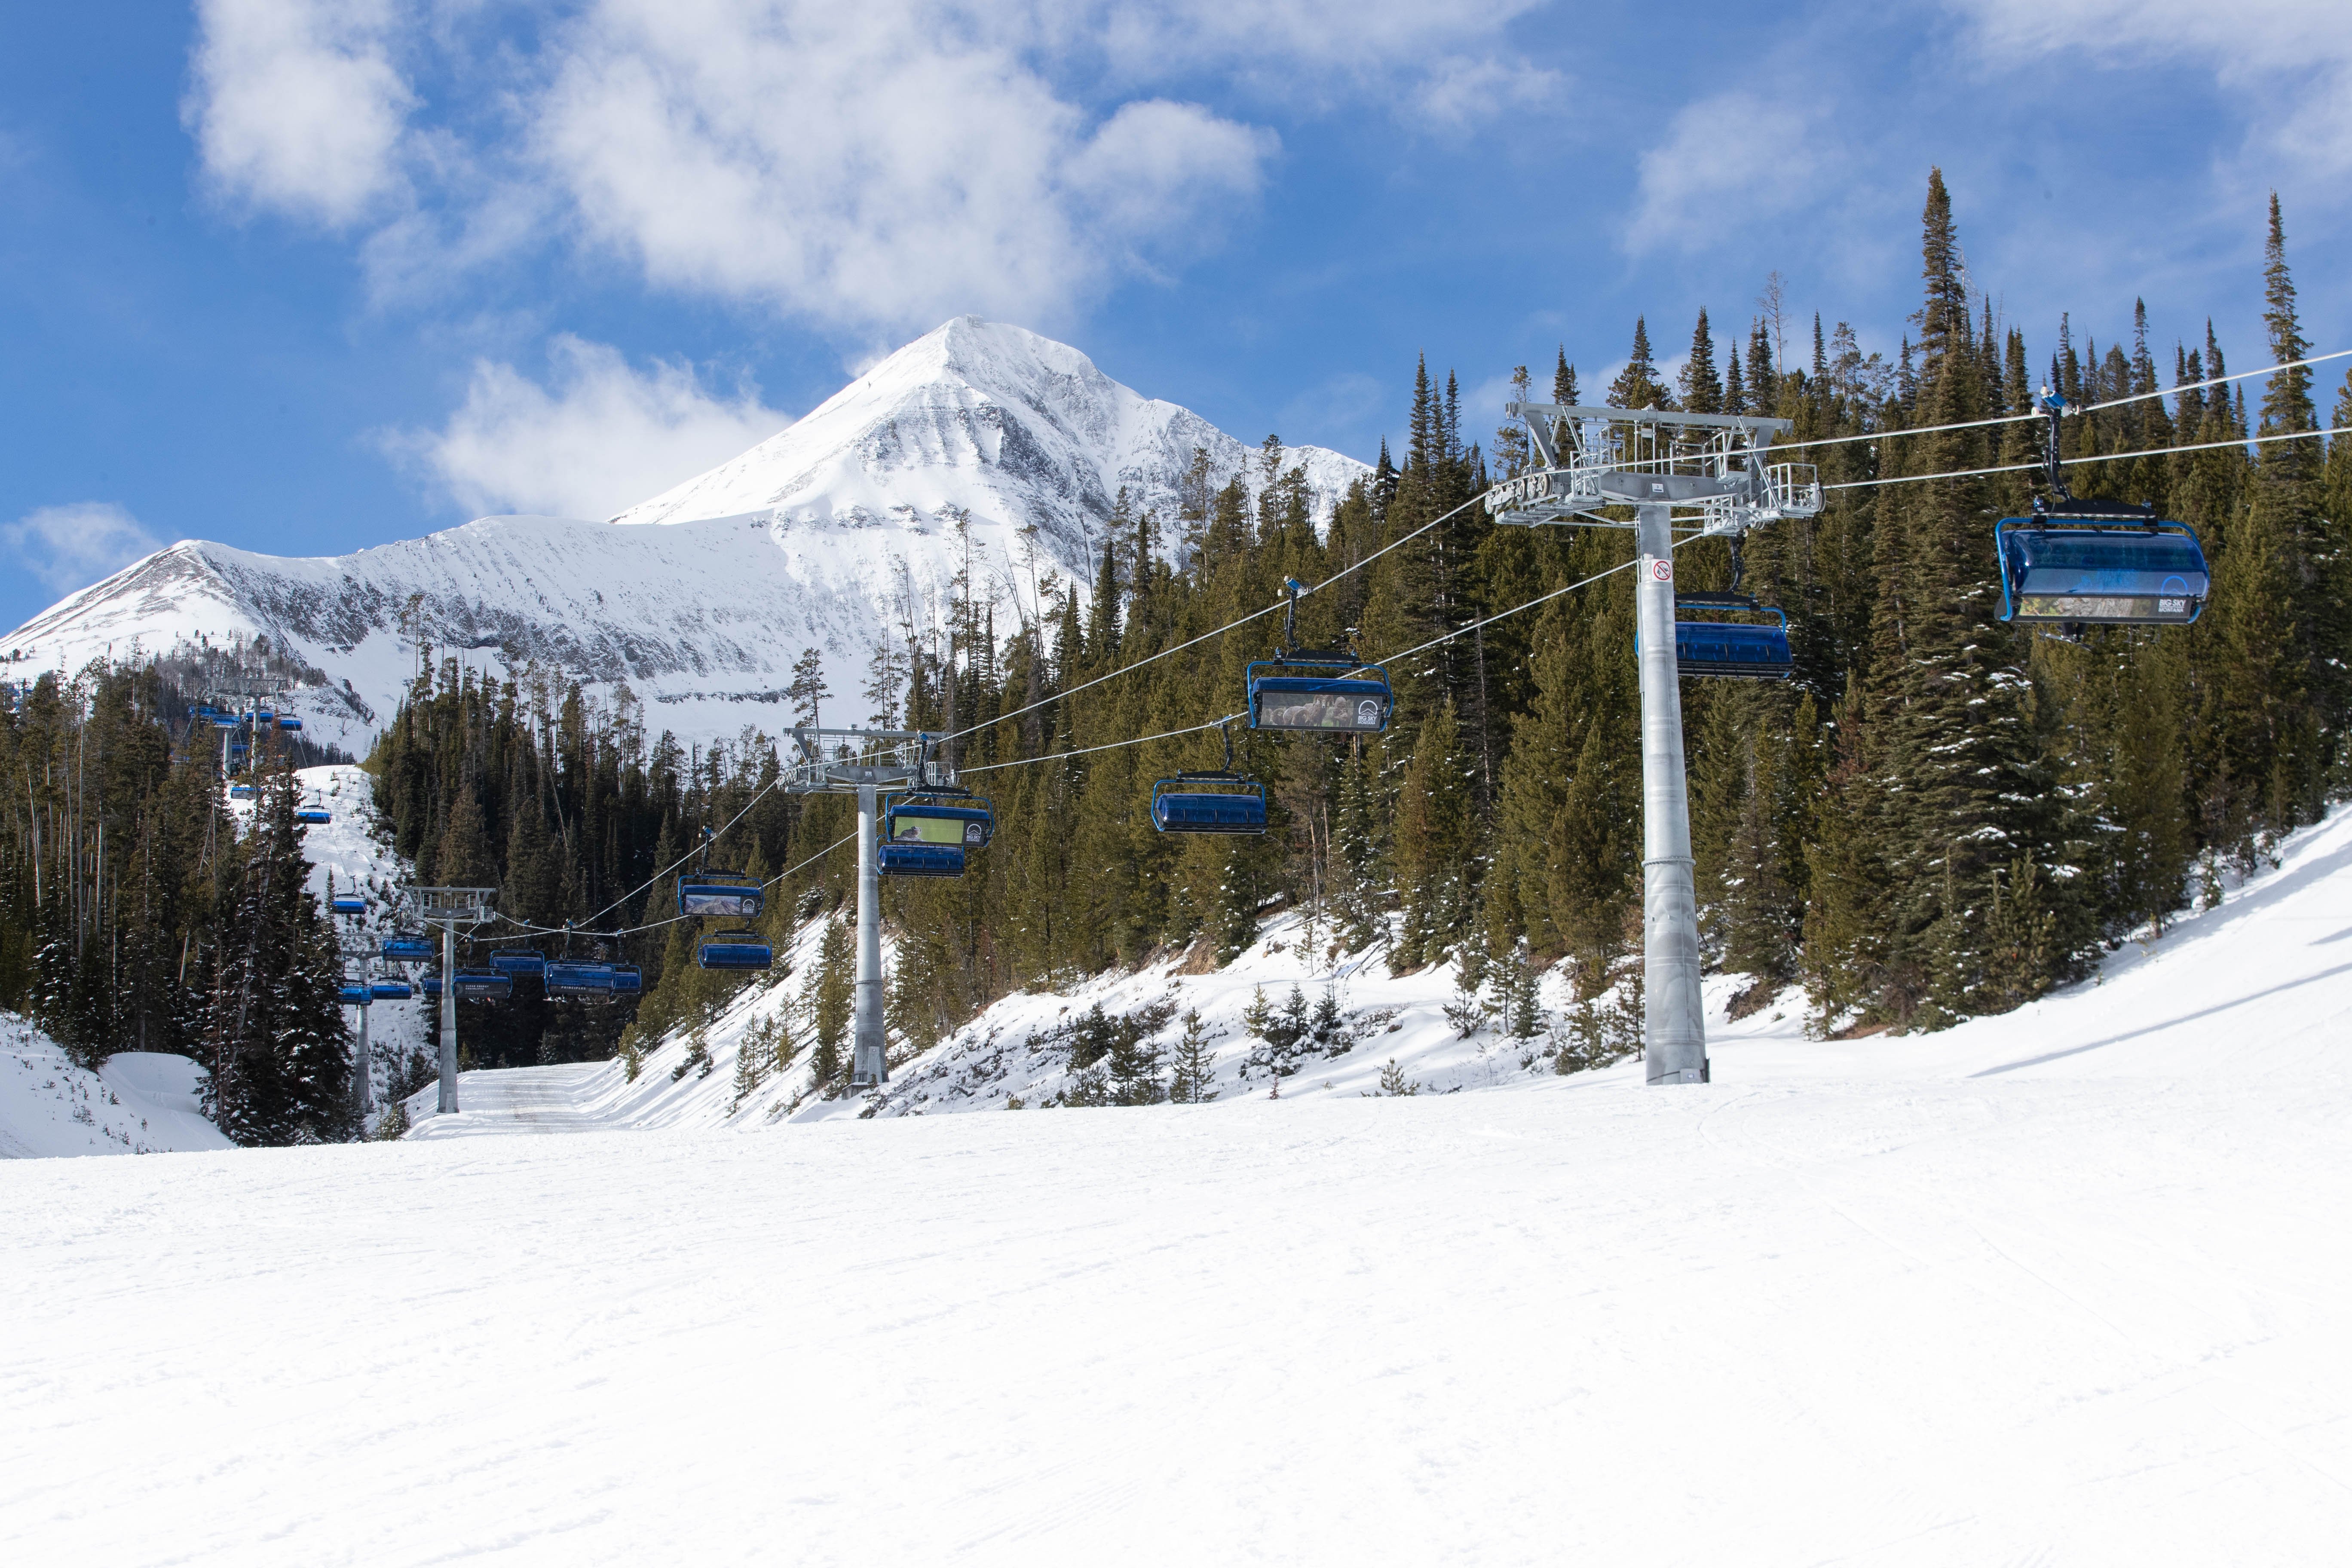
[[413, 887, 496, 1113], [779, 728, 946, 1089], [1488, 403, 1822, 1085]]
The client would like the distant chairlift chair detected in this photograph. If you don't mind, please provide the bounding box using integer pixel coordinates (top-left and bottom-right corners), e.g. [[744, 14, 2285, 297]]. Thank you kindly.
[[1245, 580, 1393, 735], [1995, 390, 2211, 628], [877, 756, 996, 878], [1148, 724, 1268, 835]]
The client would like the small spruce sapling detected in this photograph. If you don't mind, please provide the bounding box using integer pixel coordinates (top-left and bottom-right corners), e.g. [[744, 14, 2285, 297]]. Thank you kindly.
[[1169, 1008, 1218, 1103], [1246, 985, 1310, 1077], [673, 1027, 714, 1081], [1308, 988, 1351, 1057], [1500, 946, 1545, 1041]]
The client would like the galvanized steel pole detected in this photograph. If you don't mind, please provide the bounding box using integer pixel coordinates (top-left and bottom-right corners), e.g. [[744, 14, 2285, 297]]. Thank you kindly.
[[1635, 503, 1709, 1084], [355, 998, 373, 1125], [438, 923, 459, 1112], [851, 782, 887, 1086]]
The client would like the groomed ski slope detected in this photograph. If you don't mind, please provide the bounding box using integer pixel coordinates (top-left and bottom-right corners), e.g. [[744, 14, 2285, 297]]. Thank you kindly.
[[5, 818, 2352, 1563]]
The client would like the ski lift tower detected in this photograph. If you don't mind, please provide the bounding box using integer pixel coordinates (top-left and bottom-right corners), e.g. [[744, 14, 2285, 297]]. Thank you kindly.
[[342, 931, 381, 1124], [1487, 404, 1822, 1084], [413, 886, 497, 1113], [779, 728, 947, 1089]]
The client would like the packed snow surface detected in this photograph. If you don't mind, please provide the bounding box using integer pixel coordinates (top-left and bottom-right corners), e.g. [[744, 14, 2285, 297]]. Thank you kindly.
[[6, 815, 2352, 1561], [0, 1016, 231, 1158]]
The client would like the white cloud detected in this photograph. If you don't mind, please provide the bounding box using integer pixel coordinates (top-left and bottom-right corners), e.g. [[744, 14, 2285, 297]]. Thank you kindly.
[[180, 0, 1554, 333], [184, 0, 415, 226], [389, 337, 790, 520], [4, 503, 166, 597], [1951, 0, 2352, 172], [1065, 99, 1277, 255], [1625, 92, 1828, 256], [533, 2, 1273, 331], [1410, 55, 1560, 128], [1084, 0, 1549, 117]]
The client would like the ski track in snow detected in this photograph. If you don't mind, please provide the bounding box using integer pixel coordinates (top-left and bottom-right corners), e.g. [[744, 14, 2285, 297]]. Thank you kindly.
[[3, 812, 2351, 1560]]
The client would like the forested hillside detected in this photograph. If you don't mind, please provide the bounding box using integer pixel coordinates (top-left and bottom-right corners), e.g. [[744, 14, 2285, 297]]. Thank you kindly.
[[0, 647, 358, 1142], [14, 172, 2345, 1105], [360, 177, 2352, 1071]]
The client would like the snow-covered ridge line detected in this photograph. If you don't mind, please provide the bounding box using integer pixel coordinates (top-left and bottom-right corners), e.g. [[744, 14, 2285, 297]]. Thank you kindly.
[[9, 318, 1370, 754]]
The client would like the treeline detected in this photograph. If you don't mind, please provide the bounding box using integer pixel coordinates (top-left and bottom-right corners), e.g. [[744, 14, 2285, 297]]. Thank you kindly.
[[0, 657, 356, 1141], [372, 172, 2352, 1065], [365, 665, 810, 1068]]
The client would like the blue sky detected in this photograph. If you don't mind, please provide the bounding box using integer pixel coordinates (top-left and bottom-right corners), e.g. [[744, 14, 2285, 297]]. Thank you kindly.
[[5, 0, 2348, 632]]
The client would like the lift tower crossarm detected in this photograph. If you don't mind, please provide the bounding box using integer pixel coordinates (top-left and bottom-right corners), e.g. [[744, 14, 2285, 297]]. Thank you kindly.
[[1489, 403, 1821, 534]]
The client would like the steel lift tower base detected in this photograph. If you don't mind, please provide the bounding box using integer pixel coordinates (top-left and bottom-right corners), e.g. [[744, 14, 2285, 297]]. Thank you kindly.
[[1488, 403, 1822, 1085], [781, 728, 951, 1089], [413, 887, 496, 1113]]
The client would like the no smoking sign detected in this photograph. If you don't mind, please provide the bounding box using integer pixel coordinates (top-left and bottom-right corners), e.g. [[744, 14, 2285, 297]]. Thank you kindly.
[[1648, 557, 1673, 582]]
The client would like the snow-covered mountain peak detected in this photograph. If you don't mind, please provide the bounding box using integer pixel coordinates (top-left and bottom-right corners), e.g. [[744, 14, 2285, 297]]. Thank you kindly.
[[8, 321, 1371, 752], [611, 315, 1362, 558]]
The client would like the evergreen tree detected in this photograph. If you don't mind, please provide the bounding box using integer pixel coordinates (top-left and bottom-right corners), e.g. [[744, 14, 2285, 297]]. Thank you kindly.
[[1168, 1008, 1218, 1103], [808, 916, 853, 1086], [1390, 699, 1473, 970], [787, 647, 830, 728], [201, 769, 352, 1144], [1680, 309, 1723, 413], [1608, 318, 1673, 410]]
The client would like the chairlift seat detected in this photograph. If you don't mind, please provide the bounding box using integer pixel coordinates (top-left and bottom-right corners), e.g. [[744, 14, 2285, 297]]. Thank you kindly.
[[1996, 519, 2208, 624], [546, 960, 637, 999], [228, 784, 255, 799], [677, 871, 765, 918], [544, 961, 609, 998], [295, 808, 332, 824], [1246, 662, 1393, 733], [452, 970, 512, 1001], [489, 947, 546, 978], [339, 983, 371, 1006], [696, 933, 775, 971], [1674, 608, 1793, 680], [877, 793, 995, 877], [277, 716, 302, 731], [884, 796, 995, 849], [382, 935, 435, 962], [371, 980, 413, 1001], [330, 894, 367, 915], [1150, 776, 1269, 835], [878, 842, 967, 877]]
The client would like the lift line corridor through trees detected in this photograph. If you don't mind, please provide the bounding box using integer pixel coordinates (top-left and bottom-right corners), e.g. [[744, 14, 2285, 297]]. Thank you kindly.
[[385, 353, 2343, 1106]]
